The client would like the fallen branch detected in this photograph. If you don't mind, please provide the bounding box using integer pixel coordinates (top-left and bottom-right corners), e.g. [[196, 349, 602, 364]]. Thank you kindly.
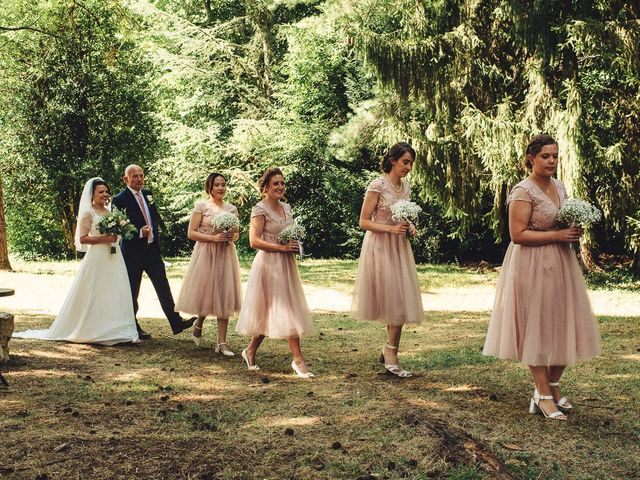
[[0, 454, 82, 474], [403, 410, 515, 480]]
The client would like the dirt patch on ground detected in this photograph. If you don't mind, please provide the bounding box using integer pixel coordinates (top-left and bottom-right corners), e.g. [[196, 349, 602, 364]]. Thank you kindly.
[[2, 265, 640, 479]]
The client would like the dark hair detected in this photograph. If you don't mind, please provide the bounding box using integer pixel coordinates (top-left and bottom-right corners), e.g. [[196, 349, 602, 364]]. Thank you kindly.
[[205, 172, 226, 195], [381, 142, 416, 173], [258, 167, 284, 193], [91, 179, 110, 196], [524, 134, 557, 169]]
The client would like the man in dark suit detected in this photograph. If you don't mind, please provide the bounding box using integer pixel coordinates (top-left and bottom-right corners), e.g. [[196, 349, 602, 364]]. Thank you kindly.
[[112, 164, 195, 339]]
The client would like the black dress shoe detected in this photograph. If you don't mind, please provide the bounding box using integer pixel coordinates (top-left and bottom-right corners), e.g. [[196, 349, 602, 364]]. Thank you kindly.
[[137, 329, 152, 340], [171, 316, 197, 335]]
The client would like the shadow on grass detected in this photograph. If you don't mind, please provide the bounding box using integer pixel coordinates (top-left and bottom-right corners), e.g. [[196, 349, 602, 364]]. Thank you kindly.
[[2, 311, 640, 479]]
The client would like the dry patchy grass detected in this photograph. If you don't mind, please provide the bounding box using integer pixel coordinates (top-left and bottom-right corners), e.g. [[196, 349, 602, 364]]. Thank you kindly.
[[2, 259, 639, 479], [2, 309, 640, 480]]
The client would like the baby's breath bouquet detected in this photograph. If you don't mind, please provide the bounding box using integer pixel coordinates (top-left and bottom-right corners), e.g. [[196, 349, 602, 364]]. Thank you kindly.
[[97, 207, 137, 254], [557, 199, 602, 227], [390, 200, 422, 237], [212, 211, 240, 245], [277, 221, 306, 257]]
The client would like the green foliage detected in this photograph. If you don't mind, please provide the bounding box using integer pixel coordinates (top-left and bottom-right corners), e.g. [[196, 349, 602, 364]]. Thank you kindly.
[[5, 193, 68, 260], [340, 0, 640, 265], [0, 0, 161, 257], [1, 0, 639, 267]]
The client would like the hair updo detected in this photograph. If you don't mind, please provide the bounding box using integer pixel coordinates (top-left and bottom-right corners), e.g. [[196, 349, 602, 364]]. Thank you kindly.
[[205, 172, 226, 195], [524, 134, 557, 170], [258, 167, 284, 193], [91, 179, 110, 196], [381, 142, 416, 173]]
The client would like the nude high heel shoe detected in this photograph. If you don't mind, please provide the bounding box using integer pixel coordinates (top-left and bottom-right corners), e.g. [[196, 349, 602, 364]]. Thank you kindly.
[[192, 319, 203, 347], [241, 349, 260, 371], [215, 342, 235, 357]]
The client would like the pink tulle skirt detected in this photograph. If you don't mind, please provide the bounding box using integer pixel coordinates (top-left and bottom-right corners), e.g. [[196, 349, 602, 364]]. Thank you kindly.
[[483, 242, 601, 365], [176, 241, 242, 318], [236, 250, 314, 338], [351, 231, 424, 325]]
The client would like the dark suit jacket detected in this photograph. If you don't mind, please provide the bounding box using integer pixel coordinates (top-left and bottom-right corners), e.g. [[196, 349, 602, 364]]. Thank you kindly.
[[112, 188, 163, 256]]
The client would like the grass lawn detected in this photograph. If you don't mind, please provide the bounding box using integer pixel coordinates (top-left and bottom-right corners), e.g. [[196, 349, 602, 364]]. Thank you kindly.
[[1, 259, 639, 479]]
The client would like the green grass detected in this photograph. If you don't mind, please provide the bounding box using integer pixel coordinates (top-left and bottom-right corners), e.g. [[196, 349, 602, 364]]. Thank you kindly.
[[8, 255, 500, 292], [585, 266, 640, 291], [10, 254, 639, 292], [2, 259, 640, 479]]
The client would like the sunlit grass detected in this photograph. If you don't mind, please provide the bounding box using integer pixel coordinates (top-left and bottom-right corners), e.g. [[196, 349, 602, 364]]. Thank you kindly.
[[2, 259, 640, 478], [3, 307, 639, 479], [10, 255, 638, 294]]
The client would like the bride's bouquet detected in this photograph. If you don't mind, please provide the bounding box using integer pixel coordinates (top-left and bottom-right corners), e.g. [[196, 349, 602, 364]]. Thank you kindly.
[[557, 198, 602, 227], [277, 221, 306, 257], [212, 211, 240, 245], [97, 207, 137, 254], [391, 200, 422, 236]]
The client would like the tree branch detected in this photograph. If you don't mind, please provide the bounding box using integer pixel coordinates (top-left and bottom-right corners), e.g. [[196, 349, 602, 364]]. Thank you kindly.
[[0, 25, 62, 39]]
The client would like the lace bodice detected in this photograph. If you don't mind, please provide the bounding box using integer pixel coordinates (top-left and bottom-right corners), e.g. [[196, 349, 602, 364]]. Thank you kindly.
[[508, 178, 568, 231], [74, 210, 111, 251], [193, 201, 239, 234], [251, 201, 294, 244], [77, 210, 107, 238], [365, 176, 411, 225]]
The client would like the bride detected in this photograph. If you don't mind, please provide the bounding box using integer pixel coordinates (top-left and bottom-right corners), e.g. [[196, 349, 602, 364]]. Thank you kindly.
[[14, 177, 139, 345]]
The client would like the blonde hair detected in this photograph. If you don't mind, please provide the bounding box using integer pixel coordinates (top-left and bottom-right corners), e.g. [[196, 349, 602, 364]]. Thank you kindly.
[[258, 167, 284, 193]]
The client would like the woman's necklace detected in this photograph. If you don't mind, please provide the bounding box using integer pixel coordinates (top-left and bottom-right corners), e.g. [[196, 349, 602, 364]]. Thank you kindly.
[[385, 173, 402, 193], [531, 175, 552, 194]]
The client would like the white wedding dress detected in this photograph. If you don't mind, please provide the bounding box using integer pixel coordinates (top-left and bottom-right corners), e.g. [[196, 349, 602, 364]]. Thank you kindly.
[[14, 210, 139, 345]]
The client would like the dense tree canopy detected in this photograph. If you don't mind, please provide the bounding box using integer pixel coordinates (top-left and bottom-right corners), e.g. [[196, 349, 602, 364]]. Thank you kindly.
[[0, 0, 161, 258], [1, 0, 639, 270]]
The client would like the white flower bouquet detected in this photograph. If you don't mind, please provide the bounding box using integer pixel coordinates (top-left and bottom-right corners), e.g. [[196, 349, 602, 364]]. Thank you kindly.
[[212, 211, 240, 245], [277, 221, 306, 257], [391, 200, 422, 225], [97, 207, 137, 254], [557, 198, 602, 227]]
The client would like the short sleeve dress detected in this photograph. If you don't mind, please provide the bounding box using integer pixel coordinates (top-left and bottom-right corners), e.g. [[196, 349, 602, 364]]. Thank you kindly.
[[483, 178, 602, 365], [235, 201, 315, 338], [350, 176, 424, 325], [176, 200, 242, 318]]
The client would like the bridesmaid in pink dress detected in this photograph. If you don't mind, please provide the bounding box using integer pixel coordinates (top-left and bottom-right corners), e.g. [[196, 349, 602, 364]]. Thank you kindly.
[[176, 173, 242, 355], [351, 143, 424, 378], [235, 168, 316, 378], [483, 134, 601, 420]]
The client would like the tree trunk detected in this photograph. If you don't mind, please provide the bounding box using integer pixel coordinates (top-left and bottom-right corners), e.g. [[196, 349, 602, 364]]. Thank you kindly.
[[632, 248, 640, 276], [59, 202, 77, 255], [0, 312, 15, 364], [578, 239, 600, 272], [0, 174, 12, 271], [247, 1, 274, 97], [204, 0, 213, 23]]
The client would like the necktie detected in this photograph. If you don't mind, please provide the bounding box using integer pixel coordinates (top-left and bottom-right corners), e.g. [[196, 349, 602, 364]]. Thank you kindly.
[[135, 192, 153, 242]]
